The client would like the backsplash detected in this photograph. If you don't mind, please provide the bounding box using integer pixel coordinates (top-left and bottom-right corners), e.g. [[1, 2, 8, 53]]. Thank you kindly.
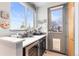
[[0, 30, 10, 37], [36, 19, 47, 33], [0, 30, 26, 37]]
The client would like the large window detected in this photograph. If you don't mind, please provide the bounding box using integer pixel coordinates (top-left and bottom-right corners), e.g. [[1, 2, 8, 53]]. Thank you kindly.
[[10, 2, 25, 30], [10, 2, 35, 30]]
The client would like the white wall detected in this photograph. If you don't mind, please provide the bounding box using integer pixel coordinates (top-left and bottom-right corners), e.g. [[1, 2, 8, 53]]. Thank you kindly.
[[0, 2, 10, 11], [0, 2, 10, 37], [74, 2, 79, 56]]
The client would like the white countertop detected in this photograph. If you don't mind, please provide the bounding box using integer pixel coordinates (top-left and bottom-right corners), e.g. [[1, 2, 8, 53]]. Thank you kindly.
[[23, 35, 46, 47], [0, 35, 46, 47], [0, 37, 24, 43]]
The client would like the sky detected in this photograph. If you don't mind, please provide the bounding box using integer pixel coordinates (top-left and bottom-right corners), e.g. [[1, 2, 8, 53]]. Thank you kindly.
[[10, 2, 33, 30], [51, 8, 63, 26]]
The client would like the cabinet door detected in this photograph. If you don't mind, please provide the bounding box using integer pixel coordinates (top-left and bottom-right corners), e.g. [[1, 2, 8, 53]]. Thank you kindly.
[[42, 38, 46, 50], [28, 46, 38, 56], [25, 42, 38, 56], [39, 37, 46, 56]]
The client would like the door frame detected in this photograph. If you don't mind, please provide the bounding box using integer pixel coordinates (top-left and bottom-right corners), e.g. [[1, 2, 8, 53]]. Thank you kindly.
[[47, 3, 75, 55], [47, 3, 67, 54]]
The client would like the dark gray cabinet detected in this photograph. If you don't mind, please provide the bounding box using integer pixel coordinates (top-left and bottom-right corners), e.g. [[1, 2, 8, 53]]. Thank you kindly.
[[23, 36, 46, 56], [39, 37, 46, 56], [28, 45, 38, 56]]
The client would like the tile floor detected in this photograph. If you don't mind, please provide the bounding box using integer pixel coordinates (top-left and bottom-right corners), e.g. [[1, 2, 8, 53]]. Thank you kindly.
[[43, 50, 66, 56]]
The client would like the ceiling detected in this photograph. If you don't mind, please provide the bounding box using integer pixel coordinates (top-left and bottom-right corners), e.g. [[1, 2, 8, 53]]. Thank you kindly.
[[31, 2, 66, 7], [32, 2, 50, 7]]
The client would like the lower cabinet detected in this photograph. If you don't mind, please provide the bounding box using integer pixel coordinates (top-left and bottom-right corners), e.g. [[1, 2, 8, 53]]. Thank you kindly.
[[23, 36, 46, 56], [28, 45, 38, 56], [38, 37, 46, 56], [23, 41, 38, 56]]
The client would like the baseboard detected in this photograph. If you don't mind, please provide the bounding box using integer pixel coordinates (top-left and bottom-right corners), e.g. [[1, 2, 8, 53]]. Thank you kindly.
[[48, 49, 68, 56]]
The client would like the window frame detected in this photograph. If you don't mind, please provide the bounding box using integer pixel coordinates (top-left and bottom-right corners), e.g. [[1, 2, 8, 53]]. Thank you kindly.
[[9, 2, 36, 31], [48, 5, 64, 33]]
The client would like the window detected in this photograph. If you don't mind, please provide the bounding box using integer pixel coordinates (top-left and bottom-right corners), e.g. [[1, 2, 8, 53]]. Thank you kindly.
[[10, 2, 25, 30], [50, 6, 63, 32], [25, 8, 34, 29], [10, 2, 35, 30]]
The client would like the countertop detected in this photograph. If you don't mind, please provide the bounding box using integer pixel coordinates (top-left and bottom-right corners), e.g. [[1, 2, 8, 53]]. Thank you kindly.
[[23, 35, 46, 47], [0, 37, 25, 43], [0, 35, 46, 47]]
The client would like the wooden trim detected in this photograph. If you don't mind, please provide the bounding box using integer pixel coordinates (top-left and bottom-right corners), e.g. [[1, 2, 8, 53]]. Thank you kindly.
[[67, 2, 75, 56], [48, 3, 67, 9], [48, 50, 68, 56]]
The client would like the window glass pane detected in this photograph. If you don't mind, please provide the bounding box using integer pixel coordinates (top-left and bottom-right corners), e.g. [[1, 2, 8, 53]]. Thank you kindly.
[[10, 2, 35, 30], [10, 2, 25, 30], [50, 7, 63, 32], [25, 8, 33, 29]]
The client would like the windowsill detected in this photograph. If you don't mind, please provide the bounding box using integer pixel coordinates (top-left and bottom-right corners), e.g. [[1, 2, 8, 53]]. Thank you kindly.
[[9, 29, 27, 31]]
